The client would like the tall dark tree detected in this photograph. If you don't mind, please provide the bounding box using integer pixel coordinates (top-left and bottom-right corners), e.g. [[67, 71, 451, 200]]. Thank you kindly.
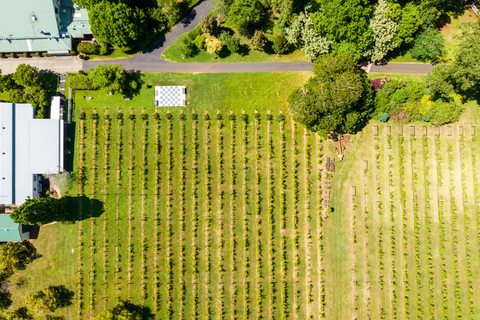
[[93, 300, 153, 320], [11, 197, 65, 226], [288, 53, 374, 135], [0, 291, 12, 311], [0, 241, 40, 271], [24, 285, 74, 316], [228, 0, 263, 35]]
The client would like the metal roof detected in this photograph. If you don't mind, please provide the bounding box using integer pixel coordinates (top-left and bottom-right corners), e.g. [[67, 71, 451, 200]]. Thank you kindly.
[[0, 214, 22, 242]]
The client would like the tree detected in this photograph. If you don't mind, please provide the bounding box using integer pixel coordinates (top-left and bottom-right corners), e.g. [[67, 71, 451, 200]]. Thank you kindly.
[[4, 307, 33, 320], [225, 37, 241, 53], [286, 11, 332, 59], [201, 15, 218, 36], [181, 39, 197, 58], [90, 2, 145, 50], [0, 241, 39, 271], [195, 35, 206, 50], [288, 53, 374, 134], [205, 36, 223, 57], [77, 42, 100, 55], [396, 3, 422, 46], [273, 34, 288, 54], [228, 0, 263, 35], [93, 300, 150, 320], [12, 64, 40, 88], [0, 291, 12, 310], [69, 74, 94, 90], [251, 30, 266, 51], [410, 28, 445, 62], [24, 285, 73, 316], [89, 64, 128, 94], [11, 197, 65, 226], [311, 0, 373, 60], [213, 0, 233, 22], [364, 0, 398, 63], [426, 64, 454, 101]]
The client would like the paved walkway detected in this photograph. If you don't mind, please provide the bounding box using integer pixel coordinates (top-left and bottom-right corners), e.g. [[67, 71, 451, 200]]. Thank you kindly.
[[0, 0, 434, 75]]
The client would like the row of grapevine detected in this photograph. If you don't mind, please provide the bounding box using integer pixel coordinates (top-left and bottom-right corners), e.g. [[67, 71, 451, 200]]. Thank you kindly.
[[89, 111, 98, 315], [386, 133, 397, 320], [279, 120, 288, 320], [115, 112, 123, 299], [361, 156, 371, 319], [216, 112, 226, 318], [266, 114, 275, 320], [253, 112, 263, 319], [316, 133, 325, 319], [153, 111, 161, 313], [303, 127, 313, 320], [102, 110, 111, 308], [165, 112, 173, 318], [397, 135, 407, 319], [76, 112, 86, 318], [127, 112, 135, 300], [241, 112, 251, 319], [229, 114, 237, 319], [140, 110, 148, 303], [191, 114, 199, 319], [178, 112, 186, 318], [203, 112, 212, 318]]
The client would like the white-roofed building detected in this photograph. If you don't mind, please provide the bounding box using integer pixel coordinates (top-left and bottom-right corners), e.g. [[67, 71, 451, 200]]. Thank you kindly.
[[0, 99, 64, 206], [154, 86, 186, 107]]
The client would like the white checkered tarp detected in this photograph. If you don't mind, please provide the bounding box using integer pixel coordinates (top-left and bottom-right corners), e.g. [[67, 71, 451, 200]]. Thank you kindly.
[[154, 86, 186, 107]]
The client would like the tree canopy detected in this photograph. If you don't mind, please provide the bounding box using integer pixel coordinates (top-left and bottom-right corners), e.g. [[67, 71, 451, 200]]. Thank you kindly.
[[24, 285, 74, 316], [288, 53, 374, 134], [93, 300, 152, 320], [227, 0, 263, 35], [11, 197, 65, 226]]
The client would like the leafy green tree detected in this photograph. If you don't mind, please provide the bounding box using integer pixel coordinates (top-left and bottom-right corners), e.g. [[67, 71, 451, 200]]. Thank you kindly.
[[0, 291, 12, 310], [213, 0, 233, 22], [77, 42, 100, 55], [89, 64, 128, 94], [251, 30, 266, 51], [364, 0, 398, 63], [24, 285, 73, 316], [0, 241, 39, 271], [228, 0, 263, 35], [201, 15, 218, 36], [181, 38, 198, 58], [224, 37, 241, 53], [410, 28, 445, 62], [311, 0, 373, 60], [90, 2, 145, 50], [273, 34, 289, 54], [11, 197, 65, 226], [288, 53, 374, 134], [396, 3, 422, 46], [93, 300, 149, 320], [12, 64, 40, 88], [69, 74, 94, 90], [4, 307, 33, 320], [286, 11, 332, 59], [426, 64, 454, 101], [195, 35, 206, 50]]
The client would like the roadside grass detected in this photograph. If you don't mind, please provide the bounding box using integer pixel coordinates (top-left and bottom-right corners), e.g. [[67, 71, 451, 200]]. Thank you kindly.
[[367, 72, 428, 83], [162, 29, 309, 63]]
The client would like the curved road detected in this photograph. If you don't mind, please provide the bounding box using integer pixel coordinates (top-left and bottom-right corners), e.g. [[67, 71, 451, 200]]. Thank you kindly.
[[84, 0, 432, 74]]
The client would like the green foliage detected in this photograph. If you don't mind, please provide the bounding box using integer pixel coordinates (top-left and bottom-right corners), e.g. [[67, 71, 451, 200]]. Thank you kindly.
[[90, 2, 146, 50], [3, 307, 33, 320], [24, 285, 73, 316], [228, 0, 263, 35], [12, 64, 39, 88], [426, 64, 454, 101], [286, 11, 332, 59], [76, 42, 100, 55], [311, 0, 373, 60], [273, 34, 289, 54], [395, 3, 422, 46], [288, 53, 373, 134], [201, 15, 219, 36], [0, 241, 39, 272], [251, 30, 266, 51], [195, 35, 206, 50], [374, 80, 425, 120], [69, 74, 93, 90], [181, 38, 198, 58], [410, 28, 445, 62], [11, 197, 65, 226], [0, 291, 12, 310], [378, 113, 390, 122], [93, 300, 147, 320], [88, 64, 130, 94]]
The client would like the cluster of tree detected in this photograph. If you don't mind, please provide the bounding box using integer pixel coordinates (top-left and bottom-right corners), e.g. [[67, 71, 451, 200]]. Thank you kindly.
[[93, 300, 153, 320], [288, 53, 374, 135], [0, 64, 57, 118], [69, 64, 143, 96], [11, 197, 66, 226], [76, 0, 199, 52]]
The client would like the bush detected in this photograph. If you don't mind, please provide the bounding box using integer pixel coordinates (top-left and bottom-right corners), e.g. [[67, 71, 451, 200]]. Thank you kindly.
[[69, 74, 93, 90], [141, 113, 148, 120], [165, 113, 172, 120], [104, 113, 110, 120], [266, 114, 273, 121], [128, 113, 136, 120], [229, 114, 236, 121], [91, 113, 99, 120], [181, 38, 197, 58], [191, 113, 198, 120], [188, 26, 203, 41], [378, 113, 390, 122], [79, 112, 86, 120], [195, 35, 206, 50], [273, 34, 288, 54], [204, 113, 210, 120], [116, 112, 123, 120], [179, 113, 186, 120], [241, 113, 248, 122], [225, 37, 241, 54], [153, 112, 160, 121], [254, 113, 260, 120], [277, 114, 285, 122], [77, 42, 101, 55], [251, 30, 266, 51], [217, 113, 223, 120], [410, 28, 445, 62]]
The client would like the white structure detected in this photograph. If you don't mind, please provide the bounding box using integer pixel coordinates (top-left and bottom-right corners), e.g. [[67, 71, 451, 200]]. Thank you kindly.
[[0, 99, 63, 206], [154, 86, 186, 107]]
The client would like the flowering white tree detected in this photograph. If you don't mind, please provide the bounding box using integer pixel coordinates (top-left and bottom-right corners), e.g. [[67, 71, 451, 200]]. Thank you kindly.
[[364, 0, 398, 63]]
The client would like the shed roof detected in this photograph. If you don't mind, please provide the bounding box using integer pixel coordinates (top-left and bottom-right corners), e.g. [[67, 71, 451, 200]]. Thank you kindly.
[[0, 214, 22, 242]]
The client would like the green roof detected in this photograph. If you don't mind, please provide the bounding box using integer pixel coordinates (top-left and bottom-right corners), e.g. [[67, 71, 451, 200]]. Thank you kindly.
[[0, 214, 22, 242], [0, 0, 91, 54]]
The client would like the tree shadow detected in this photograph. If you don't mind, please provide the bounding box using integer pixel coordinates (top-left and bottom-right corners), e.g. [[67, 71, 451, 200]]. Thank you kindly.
[[123, 70, 145, 98], [62, 196, 104, 224], [64, 120, 76, 173], [238, 44, 250, 57]]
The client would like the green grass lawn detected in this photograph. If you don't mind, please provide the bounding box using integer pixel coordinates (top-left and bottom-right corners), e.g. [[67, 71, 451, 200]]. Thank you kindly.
[[162, 29, 309, 63]]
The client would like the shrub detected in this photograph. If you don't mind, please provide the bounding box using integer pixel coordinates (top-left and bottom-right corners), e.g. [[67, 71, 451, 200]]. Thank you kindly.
[[141, 113, 148, 120], [104, 113, 110, 120], [91, 113, 99, 120], [128, 113, 136, 120], [277, 114, 285, 122], [204, 113, 210, 120], [241, 114, 249, 122], [217, 113, 223, 120], [266, 114, 273, 121], [191, 113, 198, 120], [201, 15, 218, 36], [77, 42, 101, 55], [116, 112, 123, 120], [225, 37, 241, 53], [179, 113, 186, 120], [69, 74, 93, 90], [154, 112, 160, 121], [254, 113, 260, 120], [165, 113, 172, 120], [273, 34, 288, 54], [251, 30, 266, 51], [79, 112, 86, 120], [195, 35, 206, 50], [410, 28, 445, 62], [378, 113, 390, 122], [181, 38, 197, 58], [229, 114, 236, 121]]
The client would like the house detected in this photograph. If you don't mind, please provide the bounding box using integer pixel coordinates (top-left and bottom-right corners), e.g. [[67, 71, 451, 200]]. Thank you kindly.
[[154, 86, 186, 107], [0, 0, 92, 55], [0, 98, 64, 241]]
